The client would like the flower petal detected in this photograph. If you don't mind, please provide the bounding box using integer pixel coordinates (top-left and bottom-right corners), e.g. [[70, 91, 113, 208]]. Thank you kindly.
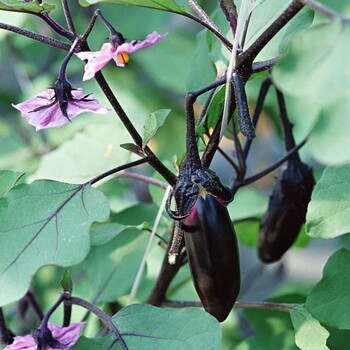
[[113, 31, 168, 66], [3, 334, 37, 350], [76, 43, 115, 81], [49, 322, 86, 349], [12, 89, 109, 131], [3, 323, 85, 350]]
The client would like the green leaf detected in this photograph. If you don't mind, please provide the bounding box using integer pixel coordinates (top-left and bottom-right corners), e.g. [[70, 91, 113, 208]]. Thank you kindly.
[[0, 180, 109, 306], [290, 304, 330, 350], [305, 248, 350, 329], [80, 228, 148, 303], [112, 304, 221, 349], [197, 86, 226, 137], [326, 327, 350, 350], [142, 109, 171, 149], [272, 21, 350, 108], [308, 98, 350, 165], [307, 166, 350, 239], [236, 332, 298, 350], [0, 0, 54, 13], [73, 305, 221, 349], [90, 223, 129, 246], [228, 187, 268, 221], [0, 170, 24, 198], [244, 295, 301, 337], [72, 335, 118, 349], [242, 0, 314, 61], [186, 30, 216, 105], [119, 143, 145, 158], [78, 0, 186, 14], [30, 120, 139, 184]]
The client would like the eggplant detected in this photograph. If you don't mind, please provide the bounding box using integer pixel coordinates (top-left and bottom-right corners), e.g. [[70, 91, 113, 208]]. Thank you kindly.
[[183, 194, 240, 322], [258, 159, 315, 263]]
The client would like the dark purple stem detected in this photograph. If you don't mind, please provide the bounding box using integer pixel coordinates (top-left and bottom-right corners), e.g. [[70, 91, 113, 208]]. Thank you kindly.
[[39, 294, 64, 331], [61, 0, 76, 34], [237, 0, 304, 77], [0, 308, 13, 345], [89, 64, 177, 185], [275, 88, 298, 154], [0, 22, 70, 51], [66, 296, 128, 350], [38, 13, 75, 41]]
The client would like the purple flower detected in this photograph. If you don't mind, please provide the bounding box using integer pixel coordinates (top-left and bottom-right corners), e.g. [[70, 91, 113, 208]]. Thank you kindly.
[[76, 31, 168, 81], [4, 322, 86, 350], [12, 79, 109, 131]]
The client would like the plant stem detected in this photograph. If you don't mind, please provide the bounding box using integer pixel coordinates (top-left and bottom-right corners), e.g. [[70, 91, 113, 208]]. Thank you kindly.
[[40, 294, 64, 328], [188, 0, 227, 45], [25, 290, 44, 321], [163, 299, 294, 314], [275, 88, 297, 153], [66, 296, 128, 350], [183, 12, 232, 50], [233, 139, 306, 190], [147, 230, 185, 306], [300, 0, 345, 20], [0, 308, 13, 345], [234, 301, 291, 313], [0, 22, 70, 51], [243, 78, 272, 159], [58, 37, 80, 81], [38, 13, 75, 41], [88, 158, 149, 186], [185, 92, 202, 168], [128, 186, 171, 305], [115, 172, 168, 189], [79, 41, 177, 185], [61, 0, 76, 34], [237, 0, 304, 76]]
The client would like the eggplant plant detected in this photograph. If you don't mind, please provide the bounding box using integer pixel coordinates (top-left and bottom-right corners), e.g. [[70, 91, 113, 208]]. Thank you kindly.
[[0, 1, 349, 350]]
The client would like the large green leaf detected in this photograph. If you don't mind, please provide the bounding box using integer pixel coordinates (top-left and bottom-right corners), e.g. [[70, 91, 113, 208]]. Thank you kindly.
[[272, 21, 350, 108], [290, 305, 330, 350], [30, 120, 138, 184], [80, 228, 148, 303], [0, 0, 54, 13], [78, 0, 186, 14], [305, 248, 350, 329], [0, 180, 109, 306], [113, 304, 221, 349], [307, 166, 350, 239], [307, 98, 350, 165], [0, 170, 24, 198], [73, 304, 221, 349]]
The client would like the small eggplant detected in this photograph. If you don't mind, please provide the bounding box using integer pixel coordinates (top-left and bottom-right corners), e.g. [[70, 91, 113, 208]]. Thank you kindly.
[[258, 159, 315, 263], [183, 194, 240, 322]]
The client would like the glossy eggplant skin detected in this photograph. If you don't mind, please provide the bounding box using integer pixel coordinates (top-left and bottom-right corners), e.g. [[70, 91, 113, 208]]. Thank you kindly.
[[258, 160, 315, 263], [183, 195, 240, 322]]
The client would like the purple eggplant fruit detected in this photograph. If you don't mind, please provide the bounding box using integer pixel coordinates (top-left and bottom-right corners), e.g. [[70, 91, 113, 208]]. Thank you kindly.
[[258, 159, 315, 263], [183, 194, 240, 322]]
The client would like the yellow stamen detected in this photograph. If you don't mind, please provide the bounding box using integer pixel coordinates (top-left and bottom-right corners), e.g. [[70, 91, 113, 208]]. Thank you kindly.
[[117, 52, 129, 65]]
